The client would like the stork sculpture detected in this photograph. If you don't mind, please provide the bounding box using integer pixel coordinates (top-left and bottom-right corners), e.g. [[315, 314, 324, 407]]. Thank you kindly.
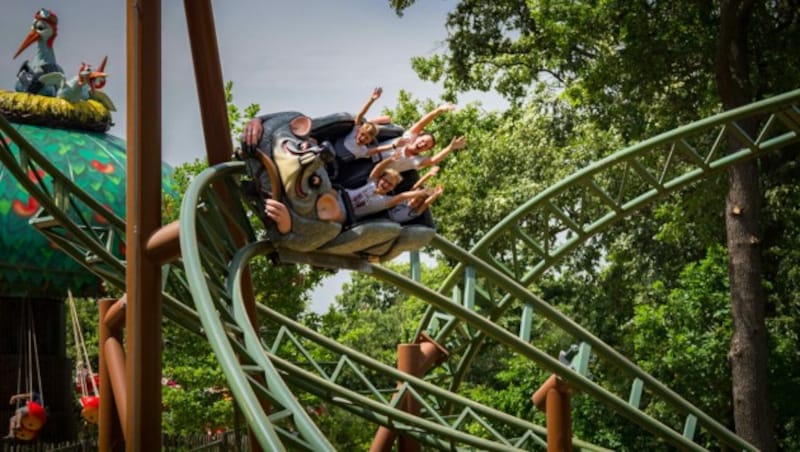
[[39, 57, 116, 111], [13, 8, 64, 96]]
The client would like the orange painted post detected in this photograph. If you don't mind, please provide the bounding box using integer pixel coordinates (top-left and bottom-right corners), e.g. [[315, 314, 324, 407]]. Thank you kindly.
[[104, 337, 128, 440], [182, 0, 232, 166], [146, 220, 181, 264], [371, 344, 423, 452], [416, 332, 449, 371], [546, 388, 567, 452], [182, 3, 266, 450], [563, 385, 573, 448], [370, 423, 395, 452], [98, 298, 124, 451], [532, 374, 573, 452], [397, 344, 422, 452], [371, 334, 449, 452], [104, 295, 127, 332]]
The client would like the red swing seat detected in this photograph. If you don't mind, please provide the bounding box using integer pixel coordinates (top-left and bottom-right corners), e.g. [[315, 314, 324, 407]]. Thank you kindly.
[[13, 426, 38, 441], [80, 395, 100, 424], [20, 401, 47, 431]]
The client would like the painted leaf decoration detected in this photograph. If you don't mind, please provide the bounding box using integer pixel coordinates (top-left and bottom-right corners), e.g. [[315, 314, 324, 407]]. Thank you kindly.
[[0, 122, 173, 297]]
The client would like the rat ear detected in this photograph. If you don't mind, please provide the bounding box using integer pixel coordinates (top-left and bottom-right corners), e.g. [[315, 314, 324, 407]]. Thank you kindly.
[[290, 116, 312, 137]]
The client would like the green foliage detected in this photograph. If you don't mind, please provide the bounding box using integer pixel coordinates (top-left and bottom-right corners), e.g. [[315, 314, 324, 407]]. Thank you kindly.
[[303, 260, 450, 446], [626, 245, 733, 440], [397, 0, 800, 132], [376, 1, 800, 448], [761, 155, 800, 450], [161, 323, 234, 436], [319, 261, 431, 360], [225, 80, 261, 139]]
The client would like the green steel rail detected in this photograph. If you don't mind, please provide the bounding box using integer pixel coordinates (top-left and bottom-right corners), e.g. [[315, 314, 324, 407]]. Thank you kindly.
[[0, 115, 331, 449], [419, 89, 800, 390], [181, 157, 754, 450], [177, 158, 742, 449], [180, 161, 608, 450], [2, 87, 796, 450], [411, 89, 800, 446], [178, 163, 334, 451]]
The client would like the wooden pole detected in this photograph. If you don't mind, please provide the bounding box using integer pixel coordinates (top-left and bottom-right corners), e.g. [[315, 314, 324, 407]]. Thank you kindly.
[[182, 2, 264, 450], [370, 334, 448, 451], [532, 374, 573, 452], [126, 0, 163, 449], [98, 298, 124, 451]]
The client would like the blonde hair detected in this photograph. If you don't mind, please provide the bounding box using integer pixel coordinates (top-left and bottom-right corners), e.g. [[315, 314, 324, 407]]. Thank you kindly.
[[382, 168, 403, 186], [359, 121, 379, 139]]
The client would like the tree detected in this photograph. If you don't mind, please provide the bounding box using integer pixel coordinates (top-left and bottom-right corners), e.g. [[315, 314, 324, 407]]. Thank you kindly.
[[715, 2, 772, 448], [627, 245, 734, 448], [389, 1, 800, 448]]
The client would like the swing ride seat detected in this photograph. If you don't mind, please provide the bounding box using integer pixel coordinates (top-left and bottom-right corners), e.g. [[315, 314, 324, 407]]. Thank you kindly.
[[13, 426, 37, 442], [80, 395, 100, 424], [20, 401, 47, 431], [69, 291, 100, 424]]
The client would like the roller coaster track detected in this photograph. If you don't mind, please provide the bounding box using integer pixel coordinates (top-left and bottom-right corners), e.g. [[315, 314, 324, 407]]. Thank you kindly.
[[0, 87, 797, 450], [0, 117, 605, 449]]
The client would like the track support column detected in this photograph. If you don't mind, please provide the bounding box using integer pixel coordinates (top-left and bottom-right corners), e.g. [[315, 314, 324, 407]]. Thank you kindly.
[[98, 298, 124, 451], [370, 333, 449, 452], [532, 374, 573, 452]]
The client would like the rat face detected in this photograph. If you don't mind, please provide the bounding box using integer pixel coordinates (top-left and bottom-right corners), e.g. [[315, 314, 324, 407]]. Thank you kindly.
[[270, 115, 336, 219]]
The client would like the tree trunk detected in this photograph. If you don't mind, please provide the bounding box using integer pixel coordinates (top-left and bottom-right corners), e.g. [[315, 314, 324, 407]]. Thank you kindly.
[[716, 1, 776, 450]]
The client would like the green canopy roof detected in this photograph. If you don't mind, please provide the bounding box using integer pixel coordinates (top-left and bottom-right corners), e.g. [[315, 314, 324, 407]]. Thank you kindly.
[[0, 122, 173, 297]]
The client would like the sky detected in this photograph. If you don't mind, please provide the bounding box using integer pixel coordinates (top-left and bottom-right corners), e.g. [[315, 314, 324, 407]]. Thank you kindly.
[[0, 1, 505, 312]]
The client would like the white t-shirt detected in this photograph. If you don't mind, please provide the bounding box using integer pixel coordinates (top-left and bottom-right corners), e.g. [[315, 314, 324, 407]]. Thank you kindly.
[[345, 181, 392, 219], [377, 150, 426, 172], [378, 130, 426, 171], [342, 126, 371, 159]]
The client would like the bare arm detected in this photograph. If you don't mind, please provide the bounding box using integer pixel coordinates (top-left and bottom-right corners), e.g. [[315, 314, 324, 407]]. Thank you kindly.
[[355, 87, 382, 125], [368, 114, 392, 125], [411, 166, 440, 190], [365, 141, 396, 157], [386, 189, 428, 208], [420, 135, 467, 168], [368, 153, 399, 181], [414, 185, 445, 214], [407, 103, 455, 136], [9, 393, 31, 404], [365, 136, 408, 157]]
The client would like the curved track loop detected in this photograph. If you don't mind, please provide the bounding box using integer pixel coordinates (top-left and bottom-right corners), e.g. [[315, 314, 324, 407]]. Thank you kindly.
[[182, 162, 608, 451], [1, 88, 796, 450], [412, 89, 800, 447], [421, 89, 800, 389], [0, 114, 602, 450]]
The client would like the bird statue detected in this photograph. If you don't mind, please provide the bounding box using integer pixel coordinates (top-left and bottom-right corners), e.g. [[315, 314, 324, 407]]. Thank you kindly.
[[13, 8, 64, 96], [39, 57, 116, 111]]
